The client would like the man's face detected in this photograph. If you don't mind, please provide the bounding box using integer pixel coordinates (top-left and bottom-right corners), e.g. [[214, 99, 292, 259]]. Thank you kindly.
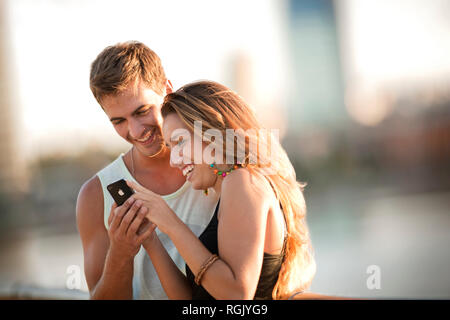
[[101, 82, 167, 157]]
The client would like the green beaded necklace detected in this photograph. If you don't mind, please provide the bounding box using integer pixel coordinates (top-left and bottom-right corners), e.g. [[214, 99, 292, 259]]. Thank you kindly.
[[203, 163, 242, 196], [210, 163, 241, 177]]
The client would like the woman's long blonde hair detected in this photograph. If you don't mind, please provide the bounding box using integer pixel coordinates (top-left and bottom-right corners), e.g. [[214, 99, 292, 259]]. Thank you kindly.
[[161, 80, 316, 299]]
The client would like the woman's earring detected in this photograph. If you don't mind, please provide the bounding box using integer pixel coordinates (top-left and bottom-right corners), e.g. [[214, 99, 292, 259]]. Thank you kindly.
[[203, 189, 209, 196]]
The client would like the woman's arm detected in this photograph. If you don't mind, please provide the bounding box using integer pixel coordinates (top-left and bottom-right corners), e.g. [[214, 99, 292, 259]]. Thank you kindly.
[[166, 207, 266, 300], [143, 237, 192, 300], [128, 172, 270, 300]]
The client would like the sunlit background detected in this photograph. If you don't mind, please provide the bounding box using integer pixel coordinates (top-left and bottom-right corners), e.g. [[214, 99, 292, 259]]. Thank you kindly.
[[1, 0, 449, 299]]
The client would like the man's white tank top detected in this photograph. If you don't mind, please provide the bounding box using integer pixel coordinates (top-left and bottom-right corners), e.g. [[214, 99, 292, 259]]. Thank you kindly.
[[96, 153, 218, 299]]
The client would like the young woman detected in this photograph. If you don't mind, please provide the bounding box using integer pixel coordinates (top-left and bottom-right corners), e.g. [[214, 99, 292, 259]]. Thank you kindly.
[[125, 80, 316, 299]]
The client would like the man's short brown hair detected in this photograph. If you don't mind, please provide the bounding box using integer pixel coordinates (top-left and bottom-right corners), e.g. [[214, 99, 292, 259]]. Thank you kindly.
[[89, 41, 167, 104]]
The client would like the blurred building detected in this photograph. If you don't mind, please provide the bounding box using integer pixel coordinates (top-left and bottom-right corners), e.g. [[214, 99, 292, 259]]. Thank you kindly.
[[286, 0, 347, 132], [280, 0, 450, 193], [279, 0, 348, 179], [347, 84, 450, 191], [0, 0, 29, 195]]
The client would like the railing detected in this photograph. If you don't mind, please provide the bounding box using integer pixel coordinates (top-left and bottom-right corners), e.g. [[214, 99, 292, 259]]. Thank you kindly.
[[0, 284, 356, 300], [0, 284, 89, 300]]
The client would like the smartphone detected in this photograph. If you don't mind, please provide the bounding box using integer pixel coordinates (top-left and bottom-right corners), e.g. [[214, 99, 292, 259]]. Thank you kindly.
[[107, 179, 135, 206]]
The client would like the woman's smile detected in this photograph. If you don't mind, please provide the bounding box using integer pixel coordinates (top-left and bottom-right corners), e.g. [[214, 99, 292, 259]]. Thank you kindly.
[[181, 164, 195, 180]]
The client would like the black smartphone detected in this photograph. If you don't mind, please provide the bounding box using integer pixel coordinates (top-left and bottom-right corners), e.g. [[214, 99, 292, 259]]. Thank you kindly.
[[107, 179, 135, 206]]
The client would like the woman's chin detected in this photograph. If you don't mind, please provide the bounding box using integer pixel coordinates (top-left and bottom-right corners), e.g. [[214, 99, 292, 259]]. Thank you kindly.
[[190, 180, 203, 190], [190, 179, 211, 191]]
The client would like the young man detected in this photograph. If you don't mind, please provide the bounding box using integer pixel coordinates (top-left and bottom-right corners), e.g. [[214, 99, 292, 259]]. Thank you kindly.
[[76, 41, 218, 299]]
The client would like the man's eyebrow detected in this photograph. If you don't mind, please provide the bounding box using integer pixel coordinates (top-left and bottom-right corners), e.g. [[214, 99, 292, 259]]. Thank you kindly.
[[109, 116, 124, 122], [109, 104, 154, 122]]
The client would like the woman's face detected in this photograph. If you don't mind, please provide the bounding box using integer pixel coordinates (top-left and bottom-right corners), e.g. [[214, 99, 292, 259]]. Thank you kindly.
[[162, 113, 217, 190]]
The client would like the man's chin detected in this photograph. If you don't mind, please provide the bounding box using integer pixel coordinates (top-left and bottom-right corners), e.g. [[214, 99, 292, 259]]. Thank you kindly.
[[136, 143, 167, 158]]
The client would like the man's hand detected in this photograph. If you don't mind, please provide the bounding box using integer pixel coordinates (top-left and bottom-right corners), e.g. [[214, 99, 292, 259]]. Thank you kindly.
[[107, 198, 156, 260]]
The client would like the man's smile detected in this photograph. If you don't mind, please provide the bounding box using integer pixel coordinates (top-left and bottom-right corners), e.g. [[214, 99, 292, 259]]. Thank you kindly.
[[133, 128, 157, 146]]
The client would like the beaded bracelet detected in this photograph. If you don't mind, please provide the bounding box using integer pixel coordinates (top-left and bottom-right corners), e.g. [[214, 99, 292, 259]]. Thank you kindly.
[[195, 254, 219, 285]]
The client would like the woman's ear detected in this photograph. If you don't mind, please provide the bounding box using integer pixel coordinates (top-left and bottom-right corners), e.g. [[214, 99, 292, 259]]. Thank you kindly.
[[166, 80, 173, 94]]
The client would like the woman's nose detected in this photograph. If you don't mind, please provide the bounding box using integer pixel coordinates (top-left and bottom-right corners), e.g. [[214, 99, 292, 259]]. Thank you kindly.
[[169, 147, 185, 168]]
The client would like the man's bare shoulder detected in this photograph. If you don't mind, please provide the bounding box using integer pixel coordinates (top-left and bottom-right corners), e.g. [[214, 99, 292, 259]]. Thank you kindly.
[[76, 175, 104, 228]]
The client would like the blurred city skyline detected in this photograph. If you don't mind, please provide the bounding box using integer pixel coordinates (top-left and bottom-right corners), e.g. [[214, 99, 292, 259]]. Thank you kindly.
[[6, 0, 289, 161], [3, 0, 450, 162]]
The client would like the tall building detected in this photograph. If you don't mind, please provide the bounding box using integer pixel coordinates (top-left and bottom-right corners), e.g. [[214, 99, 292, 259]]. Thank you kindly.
[[286, 0, 346, 132], [0, 0, 28, 194]]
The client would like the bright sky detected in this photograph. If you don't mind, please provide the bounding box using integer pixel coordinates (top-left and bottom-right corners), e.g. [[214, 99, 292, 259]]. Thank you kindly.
[[338, 0, 450, 84], [7, 0, 288, 160], [6, 0, 450, 158], [336, 0, 450, 125]]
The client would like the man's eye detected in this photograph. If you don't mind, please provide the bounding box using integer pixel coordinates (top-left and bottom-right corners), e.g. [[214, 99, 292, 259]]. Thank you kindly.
[[137, 108, 150, 115], [113, 119, 124, 125]]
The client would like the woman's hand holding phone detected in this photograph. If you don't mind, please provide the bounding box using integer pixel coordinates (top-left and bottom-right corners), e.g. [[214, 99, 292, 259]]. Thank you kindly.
[[125, 180, 178, 236]]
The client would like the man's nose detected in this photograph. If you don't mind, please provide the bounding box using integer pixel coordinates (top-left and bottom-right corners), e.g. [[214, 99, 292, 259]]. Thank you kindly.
[[128, 118, 145, 140]]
